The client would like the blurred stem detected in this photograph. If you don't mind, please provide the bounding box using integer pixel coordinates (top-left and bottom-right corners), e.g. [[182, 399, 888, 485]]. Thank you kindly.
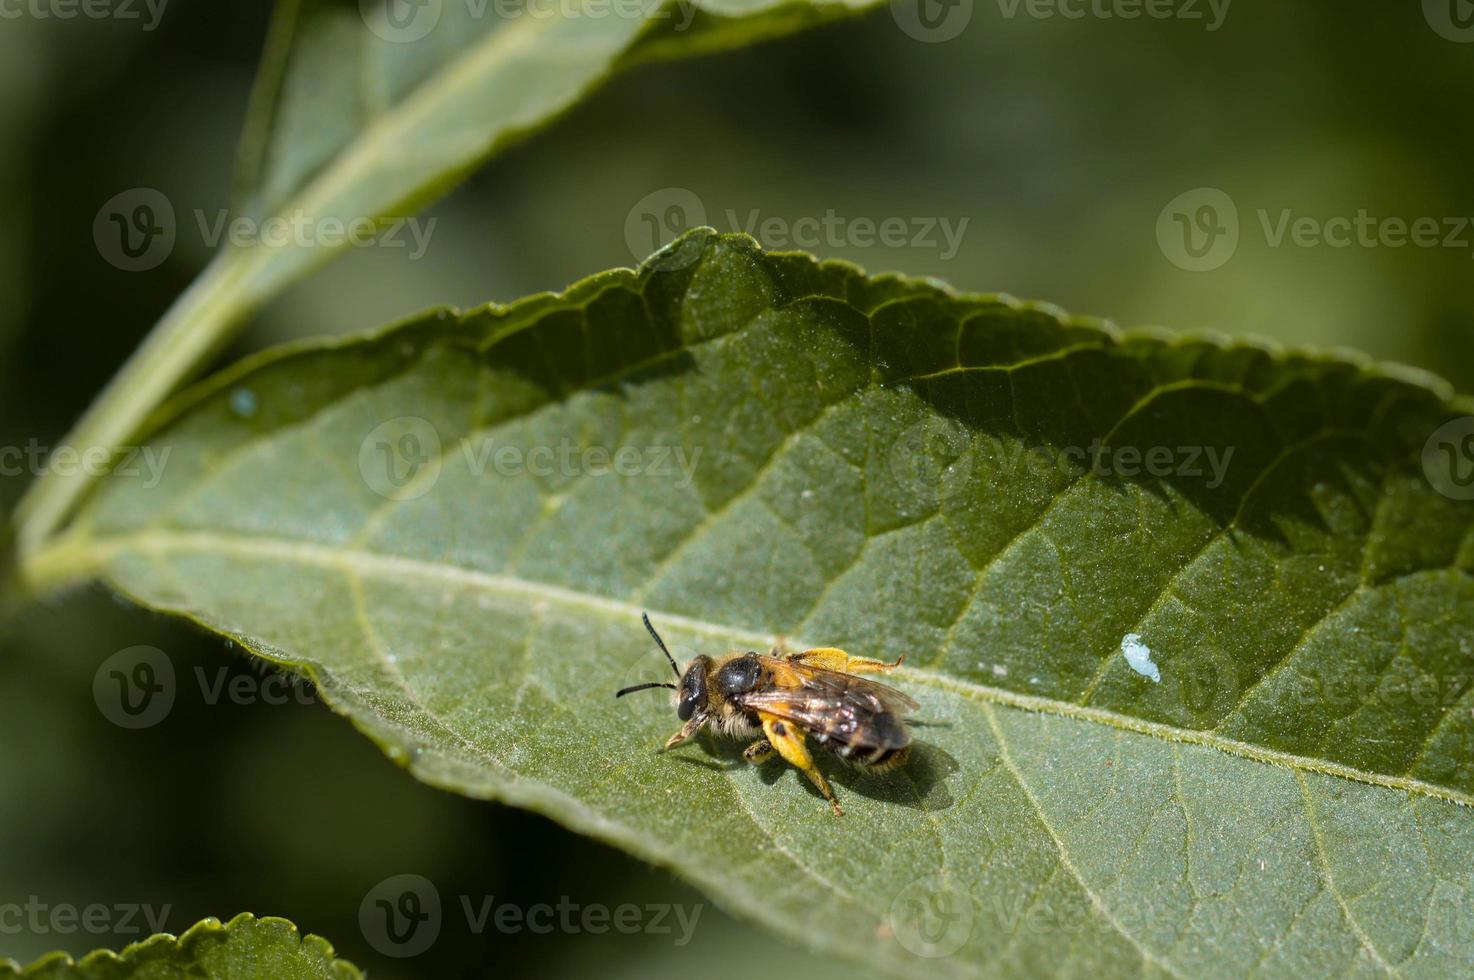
[[0, 527, 102, 635], [12, 248, 262, 558], [7, 528, 108, 604]]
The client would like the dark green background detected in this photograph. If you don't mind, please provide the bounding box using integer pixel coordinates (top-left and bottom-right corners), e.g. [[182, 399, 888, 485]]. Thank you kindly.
[[2, 0, 1471, 975]]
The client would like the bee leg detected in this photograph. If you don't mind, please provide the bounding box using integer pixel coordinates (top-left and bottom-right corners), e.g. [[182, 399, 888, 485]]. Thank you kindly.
[[662, 716, 703, 751], [760, 715, 843, 816], [768, 635, 792, 657], [743, 738, 776, 765], [788, 647, 904, 675]]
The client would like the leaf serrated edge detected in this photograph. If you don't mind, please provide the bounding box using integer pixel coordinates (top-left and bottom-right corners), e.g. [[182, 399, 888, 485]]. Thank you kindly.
[[81, 228, 1474, 456], [0, 912, 362, 978]]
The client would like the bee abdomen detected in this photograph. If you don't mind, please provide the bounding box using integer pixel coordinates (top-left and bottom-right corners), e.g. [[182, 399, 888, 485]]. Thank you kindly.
[[818, 710, 911, 768], [837, 742, 910, 769]]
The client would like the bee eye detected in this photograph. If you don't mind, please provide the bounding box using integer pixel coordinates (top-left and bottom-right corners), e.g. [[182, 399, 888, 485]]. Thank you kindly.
[[677, 666, 706, 721]]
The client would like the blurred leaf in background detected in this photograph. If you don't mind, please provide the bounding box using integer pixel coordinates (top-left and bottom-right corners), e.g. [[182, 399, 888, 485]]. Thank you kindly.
[[248, 4, 1474, 388]]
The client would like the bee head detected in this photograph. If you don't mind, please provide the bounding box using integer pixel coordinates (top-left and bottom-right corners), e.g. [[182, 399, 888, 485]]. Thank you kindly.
[[677, 655, 712, 721]]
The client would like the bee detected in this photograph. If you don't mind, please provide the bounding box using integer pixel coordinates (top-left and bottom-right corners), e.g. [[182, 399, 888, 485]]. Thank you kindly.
[[615, 613, 918, 815]]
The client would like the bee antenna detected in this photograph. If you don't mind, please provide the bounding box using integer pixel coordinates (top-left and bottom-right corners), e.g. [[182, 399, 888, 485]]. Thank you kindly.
[[642, 612, 681, 679], [615, 681, 677, 698]]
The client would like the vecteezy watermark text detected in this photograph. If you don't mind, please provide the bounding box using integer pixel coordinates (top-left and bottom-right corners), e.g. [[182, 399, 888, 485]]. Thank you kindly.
[[887, 418, 1237, 505], [93, 646, 317, 729], [358, 417, 703, 501], [1288, 669, 1473, 712], [359, 874, 704, 958], [358, 0, 699, 44], [194, 209, 435, 258], [0, 440, 170, 488], [93, 187, 436, 272], [724, 208, 969, 260], [993, 0, 1229, 29], [0, 898, 171, 936], [624, 188, 968, 266], [1157, 187, 1474, 272], [889, 0, 1227, 43], [0, 0, 168, 30]]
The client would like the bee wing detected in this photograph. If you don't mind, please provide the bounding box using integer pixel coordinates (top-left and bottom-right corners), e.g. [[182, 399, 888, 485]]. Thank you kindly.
[[783, 661, 920, 714], [734, 666, 916, 763], [734, 661, 918, 732]]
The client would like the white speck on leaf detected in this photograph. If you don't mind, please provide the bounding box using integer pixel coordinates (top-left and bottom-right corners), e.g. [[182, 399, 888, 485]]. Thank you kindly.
[[1121, 633, 1160, 683], [229, 387, 258, 418], [992, 664, 1008, 678]]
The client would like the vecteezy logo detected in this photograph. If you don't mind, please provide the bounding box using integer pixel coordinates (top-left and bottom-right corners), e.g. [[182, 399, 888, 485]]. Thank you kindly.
[[1423, 416, 1474, 501], [360, 874, 442, 957], [889, 875, 974, 957], [360, 0, 443, 43], [1160, 637, 1238, 728], [1424, 0, 1474, 41], [358, 416, 444, 501], [93, 646, 176, 729], [890, 0, 973, 42], [887, 416, 974, 507], [93, 188, 176, 272], [624, 187, 708, 270], [359, 0, 439, 42], [1155, 187, 1239, 272]]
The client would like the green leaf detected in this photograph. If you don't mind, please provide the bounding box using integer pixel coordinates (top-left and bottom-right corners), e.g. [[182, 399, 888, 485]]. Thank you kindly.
[[30, 231, 1474, 977], [0, 914, 361, 979], [13, 0, 877, 554]]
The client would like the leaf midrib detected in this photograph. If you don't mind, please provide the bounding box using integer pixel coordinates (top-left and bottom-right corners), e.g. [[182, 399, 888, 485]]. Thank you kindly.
[[45, 526, 1474, 809]]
